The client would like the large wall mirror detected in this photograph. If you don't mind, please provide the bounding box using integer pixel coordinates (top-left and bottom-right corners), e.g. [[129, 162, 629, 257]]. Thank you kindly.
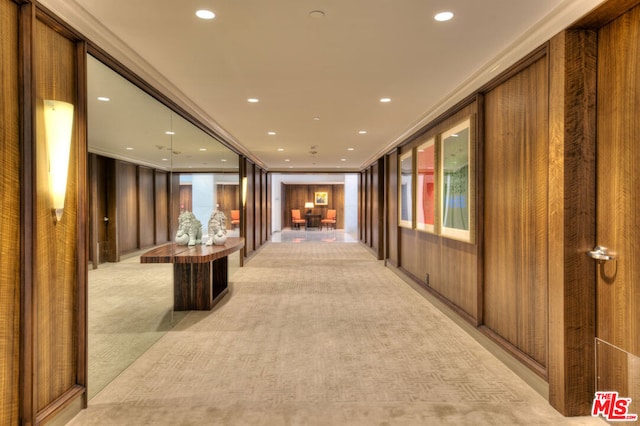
[[86, 54, 239, 399]]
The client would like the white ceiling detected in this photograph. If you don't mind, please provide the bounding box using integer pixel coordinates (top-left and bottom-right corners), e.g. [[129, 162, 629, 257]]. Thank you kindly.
[[41, 0, 605, 172]]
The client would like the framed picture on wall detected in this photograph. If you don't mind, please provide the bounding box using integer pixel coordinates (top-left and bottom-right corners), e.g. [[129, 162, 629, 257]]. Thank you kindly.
[[415, 137, 436, 233], [439, 116, 475, 243], [398, 150, 413, 228], [315, 191, 328, 205]]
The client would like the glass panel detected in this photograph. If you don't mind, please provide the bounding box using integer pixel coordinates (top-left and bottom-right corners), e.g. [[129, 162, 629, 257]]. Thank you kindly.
[[416, 138, 436, 233], [595, 338, 640, 421], [86, 55, 240, 400], [440, 118, 473, 242], [399, 150, 413, 228]]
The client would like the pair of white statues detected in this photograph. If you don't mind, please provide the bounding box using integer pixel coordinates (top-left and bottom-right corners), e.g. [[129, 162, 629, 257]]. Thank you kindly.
[[175, 206, 227, 246]]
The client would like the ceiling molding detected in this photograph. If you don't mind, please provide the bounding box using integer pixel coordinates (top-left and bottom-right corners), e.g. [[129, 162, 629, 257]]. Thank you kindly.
[[359, 0, 607, 170], [38, 0, 266, 170]]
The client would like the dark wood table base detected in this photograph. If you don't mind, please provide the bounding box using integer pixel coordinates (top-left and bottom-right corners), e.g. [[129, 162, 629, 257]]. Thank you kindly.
[[141, 238, 244, 311]]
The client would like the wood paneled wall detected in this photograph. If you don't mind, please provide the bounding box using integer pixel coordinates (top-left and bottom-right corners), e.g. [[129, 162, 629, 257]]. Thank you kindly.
[[155, 170, 169, 243], [138, 167, 155, 248], [116, 161, 139, 254], [30, 7, 88, 424], [282, 184, 345, 229], [393, 103, 479, 320], [484, 56, 549, 371], [240, 159, 269, 261], [359, 160, 384, 259], [547, 29, 597, 416], [244, 160, 255, 254], [0, 1, 20, 423], [386, 151, 399, 266], [89, 154, 171, 263]]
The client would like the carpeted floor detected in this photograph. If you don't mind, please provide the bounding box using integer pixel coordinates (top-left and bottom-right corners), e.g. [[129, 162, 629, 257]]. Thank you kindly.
[[72, 242, 604, 425]]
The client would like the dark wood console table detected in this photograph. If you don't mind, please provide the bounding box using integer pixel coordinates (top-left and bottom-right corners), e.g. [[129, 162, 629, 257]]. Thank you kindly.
[[305, 214, 321, 229], [141, 237, 245, 311]]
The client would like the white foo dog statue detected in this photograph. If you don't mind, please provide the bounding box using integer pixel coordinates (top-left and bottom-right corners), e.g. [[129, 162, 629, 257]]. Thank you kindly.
[[175, 211, 202, 246], [206, 206, 227, 246]]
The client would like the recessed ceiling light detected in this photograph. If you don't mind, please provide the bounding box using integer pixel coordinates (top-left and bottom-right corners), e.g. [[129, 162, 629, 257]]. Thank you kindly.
[[347, 147, 355, 151], [196, 9, 215, 20], [126, 147, 133, 150], [268, 131, 276, 135], [313, 116, 320, 121], [165, 131, 175, 135], [380, 97, 391, 103], [162, 158, 168, 161], [340, 158, 347, 162], [277, 148, 284, 151], [97, 96, 110, 102], [247, 98, 259, 103], [434, 11, 454, 22], [221, 159, 227, 162], [309, 10, 325, 18], [199, 148, 207, 151], [284, 159, 290, 162], [358, 130, 367, 134]]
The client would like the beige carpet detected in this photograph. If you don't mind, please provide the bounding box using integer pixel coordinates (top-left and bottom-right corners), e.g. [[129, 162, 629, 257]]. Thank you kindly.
[[71, 242, 604, 425]]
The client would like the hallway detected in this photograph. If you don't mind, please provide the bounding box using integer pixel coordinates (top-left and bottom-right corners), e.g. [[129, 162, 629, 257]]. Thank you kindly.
[[69, 241, 603, 425]]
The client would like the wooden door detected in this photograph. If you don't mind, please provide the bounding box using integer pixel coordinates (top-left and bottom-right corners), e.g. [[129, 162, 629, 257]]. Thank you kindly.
[[595, 5, 640, 409]]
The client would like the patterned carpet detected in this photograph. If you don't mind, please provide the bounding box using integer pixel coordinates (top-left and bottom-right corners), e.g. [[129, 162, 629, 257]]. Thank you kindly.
[[71, 242, 604, 425]]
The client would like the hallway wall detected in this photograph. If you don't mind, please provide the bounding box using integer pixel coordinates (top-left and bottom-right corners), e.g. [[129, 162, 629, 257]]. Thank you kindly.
[[358, 3, 640, 416]]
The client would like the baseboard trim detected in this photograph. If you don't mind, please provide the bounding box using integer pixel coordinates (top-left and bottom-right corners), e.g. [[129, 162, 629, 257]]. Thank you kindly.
[[386, 262, 550, 400]]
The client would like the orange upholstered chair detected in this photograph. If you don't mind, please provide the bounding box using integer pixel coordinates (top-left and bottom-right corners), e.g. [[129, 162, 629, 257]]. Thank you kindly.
[[291, 209, 306, 229], [321, 209, 337, 230], [230, 210, 240, 229]]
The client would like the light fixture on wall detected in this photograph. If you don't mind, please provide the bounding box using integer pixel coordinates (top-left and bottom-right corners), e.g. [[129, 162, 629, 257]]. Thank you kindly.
[[43, 99, 74, 223], [242, 177, 248, 206], [304, 201, 314, 214]]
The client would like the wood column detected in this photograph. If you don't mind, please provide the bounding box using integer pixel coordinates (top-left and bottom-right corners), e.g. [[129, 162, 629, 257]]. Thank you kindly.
[[547, 29, 597, 416]]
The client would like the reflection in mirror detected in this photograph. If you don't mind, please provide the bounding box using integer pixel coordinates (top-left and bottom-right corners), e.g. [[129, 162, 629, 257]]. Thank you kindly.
[[416, 138, 436, 233], [86, 54, 240, 400], [440, 118, 472, 242], [399, 150, 413, 228]]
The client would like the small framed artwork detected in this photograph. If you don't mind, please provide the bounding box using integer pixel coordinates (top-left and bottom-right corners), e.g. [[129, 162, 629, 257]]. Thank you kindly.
[[416, 137, 436, 233], [398, 150, 413, 228], [440, 116, 475, 243], [315, 191, 328, 205]]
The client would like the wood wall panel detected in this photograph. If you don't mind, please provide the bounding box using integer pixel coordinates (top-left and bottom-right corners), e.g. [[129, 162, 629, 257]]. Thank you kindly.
[[261, 171, 268, 244], [179, 184, 192, 212], [245, 161, 255, 254], [138, 167, 154, 248], [283, 184, 345, 229], [0, 1, 20, 423], [34, 16, 80, 412], [387, 151, 398, 265], [484, 57, 549, 368], [155, 170, 169, 244], [371, 164, 379, 251], [117, 161, 138, 253], [547, 30, 597, 415]]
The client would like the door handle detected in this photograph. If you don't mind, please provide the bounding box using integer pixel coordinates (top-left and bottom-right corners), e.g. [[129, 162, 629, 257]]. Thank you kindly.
[[588, 245, 616, 261]]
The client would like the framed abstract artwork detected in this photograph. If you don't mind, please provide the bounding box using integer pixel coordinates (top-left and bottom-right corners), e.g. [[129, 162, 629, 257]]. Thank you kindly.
[[440, 116, 475, 243], [399, 150, 413, 228], [416, 137, 436, 233], [314, 191, 328, 205]]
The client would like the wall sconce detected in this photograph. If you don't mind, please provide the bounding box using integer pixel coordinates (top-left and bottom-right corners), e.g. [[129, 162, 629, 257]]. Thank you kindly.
[[304, 201, 314, 214], [44, 100, 74, 223], [242, 177, 247, 206]]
